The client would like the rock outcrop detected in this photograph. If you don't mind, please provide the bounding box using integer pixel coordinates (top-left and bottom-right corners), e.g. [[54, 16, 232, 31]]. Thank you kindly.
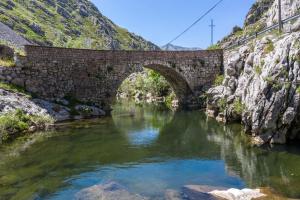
[[208, 32, 300, 145], [207, 0, 300, 145], [0, 88, 105, 123]]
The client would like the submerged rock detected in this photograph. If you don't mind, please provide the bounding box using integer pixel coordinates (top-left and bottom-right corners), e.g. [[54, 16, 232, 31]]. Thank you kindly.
[[75, 182, 149, 200]]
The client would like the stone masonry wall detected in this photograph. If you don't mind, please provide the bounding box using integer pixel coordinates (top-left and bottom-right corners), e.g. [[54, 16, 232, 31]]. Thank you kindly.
[[0, 45, 223, 111]]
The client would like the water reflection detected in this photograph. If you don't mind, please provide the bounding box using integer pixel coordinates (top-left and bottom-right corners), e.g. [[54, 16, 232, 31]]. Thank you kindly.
[[0, 102, 299, 199]]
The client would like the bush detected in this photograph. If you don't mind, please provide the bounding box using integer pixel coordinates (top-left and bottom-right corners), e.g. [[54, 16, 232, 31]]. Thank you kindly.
[[232, 99, 245, 115], [165, 91, 176, 109], [207, 44, 220, 50], [214, 74, 224, 86], [0, 81, 31, 97], [0, 109, 54, 142], [254, 65, 262, 75], [0, 58, 15, 67], [264, 40, 275, 54], [217, 97, 227, 112], [297, 86, 300, 94], [232, 26, 243, 34]]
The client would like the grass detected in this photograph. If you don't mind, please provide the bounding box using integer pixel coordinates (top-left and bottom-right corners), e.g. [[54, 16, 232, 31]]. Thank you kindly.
[[254, 65, 262, 75], [0, 58, 15, 67], [264, 39, 275, 54], [0, 109, 54, 142], [233, 99, 245, 115], [296, 86, 300, 94], [217, 97, 227, 113], [0, 81, 31, 97], [214, 74, 224, 86], [207, 44, 220, 50]]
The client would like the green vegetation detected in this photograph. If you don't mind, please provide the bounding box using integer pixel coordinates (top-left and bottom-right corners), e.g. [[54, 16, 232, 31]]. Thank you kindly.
[[217, 97, 227, 113], [0, 1, 157, 50], [0, 58, 15, 67], [214, 74, 224, 86], [232, 26, 244, 37], [0, 39, 25, 56], [165, 91, 176, 109], [207, 44, 220, 50], [264, 39, 275, 54], [0, 81, 31, 97], [0, 109, 54, 142], [232, 99, 245, 115], [254, 65, 262, 75], [297, 86, 300, 94], [118, 69, 175, 106], [119, 69, 172, 99], [264, 76, 283, 90], [244, 22, 265, 36]]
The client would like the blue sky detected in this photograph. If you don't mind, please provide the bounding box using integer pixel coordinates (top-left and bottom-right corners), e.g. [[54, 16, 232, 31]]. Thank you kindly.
[[91, 0, 256, 48]]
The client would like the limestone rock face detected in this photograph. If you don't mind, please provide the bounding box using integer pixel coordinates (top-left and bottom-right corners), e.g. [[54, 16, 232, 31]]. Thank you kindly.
[[266, 0, 300, 29], [207, 32, 300, 144]]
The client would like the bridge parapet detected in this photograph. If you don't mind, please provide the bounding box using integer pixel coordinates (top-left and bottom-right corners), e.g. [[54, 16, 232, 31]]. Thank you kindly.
[[24, 45, 222, 63]]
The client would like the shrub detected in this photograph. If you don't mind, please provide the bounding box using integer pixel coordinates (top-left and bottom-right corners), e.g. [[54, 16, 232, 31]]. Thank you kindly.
[[232, 26, 243, 34], [0, 109, 54, 142], [0, 58, 15, 67], [264, 40, 275, 54], [232, 99, 245, 115], [0, 81, 31, 97], [207, 44, 220, 50], [254, 65, 262, 75], [144, 69, 170, 97], [217, 97, 227, 112], [165, 91, 176, 109], [296, 86, 300, 94], [264, 76, 282, 90], [214, 74, 224, 86]]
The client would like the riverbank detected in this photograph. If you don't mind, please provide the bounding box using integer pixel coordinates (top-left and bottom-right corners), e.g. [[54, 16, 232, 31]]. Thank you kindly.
[[0, 82, 106, 143]]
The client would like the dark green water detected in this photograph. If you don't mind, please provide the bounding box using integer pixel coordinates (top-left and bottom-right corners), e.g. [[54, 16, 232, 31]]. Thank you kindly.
[[0, 102, 300, 200]]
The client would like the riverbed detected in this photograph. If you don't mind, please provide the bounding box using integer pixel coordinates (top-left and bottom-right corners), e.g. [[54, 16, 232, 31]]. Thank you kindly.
[[0, 102, 300, 199]]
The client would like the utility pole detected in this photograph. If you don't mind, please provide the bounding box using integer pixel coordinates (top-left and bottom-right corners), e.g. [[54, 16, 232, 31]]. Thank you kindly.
[[209, 19, 215, 46], [278, 0, 283, 33]]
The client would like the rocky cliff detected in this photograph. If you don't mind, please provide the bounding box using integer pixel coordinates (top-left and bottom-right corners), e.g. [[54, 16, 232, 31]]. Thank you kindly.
[[207, 0, 300, 145], [0, 0, 158, 50]]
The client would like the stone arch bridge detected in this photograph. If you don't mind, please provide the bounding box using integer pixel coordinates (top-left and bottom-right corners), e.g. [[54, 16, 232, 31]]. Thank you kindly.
[[1, 46, 223, 111]]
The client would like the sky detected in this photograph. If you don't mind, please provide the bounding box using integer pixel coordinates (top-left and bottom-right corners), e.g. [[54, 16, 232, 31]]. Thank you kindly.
[[91, 0, 256, 49]]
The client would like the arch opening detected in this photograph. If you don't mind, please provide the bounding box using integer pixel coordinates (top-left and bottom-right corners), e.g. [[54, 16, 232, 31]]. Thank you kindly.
[[113, 64, 193, 109]]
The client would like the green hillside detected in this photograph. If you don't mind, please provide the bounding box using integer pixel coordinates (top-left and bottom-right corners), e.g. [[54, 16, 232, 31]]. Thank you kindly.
[[0, 0, 159, 50]]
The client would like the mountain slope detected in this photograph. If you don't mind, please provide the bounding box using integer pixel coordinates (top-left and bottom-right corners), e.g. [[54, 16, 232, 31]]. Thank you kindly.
[[161, 44, 201, 51], [0, 0, 159, 50]]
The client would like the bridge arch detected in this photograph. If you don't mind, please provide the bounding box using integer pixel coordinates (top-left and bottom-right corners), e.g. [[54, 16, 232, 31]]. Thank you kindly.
[[111, 62, 194, 108]]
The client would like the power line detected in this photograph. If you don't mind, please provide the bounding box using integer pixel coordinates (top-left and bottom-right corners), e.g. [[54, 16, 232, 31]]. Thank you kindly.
[[165, 0, 224, 46]]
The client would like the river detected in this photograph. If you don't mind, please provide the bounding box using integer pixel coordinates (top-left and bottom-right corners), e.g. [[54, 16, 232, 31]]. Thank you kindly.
[[0, 102, 300, 199]]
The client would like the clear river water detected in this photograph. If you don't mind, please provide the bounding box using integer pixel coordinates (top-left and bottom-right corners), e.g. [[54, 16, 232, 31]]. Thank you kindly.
[[0, 102, 300, 200]]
